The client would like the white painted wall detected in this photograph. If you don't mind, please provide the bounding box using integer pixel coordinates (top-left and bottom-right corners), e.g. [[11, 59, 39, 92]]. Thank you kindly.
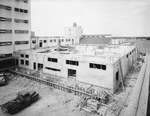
[[18, 52, 114, 91], [0, 0, 31, 54], [16, 45, 137, 93], [64, 25, 83, 44], [112, 47, 137, 92]]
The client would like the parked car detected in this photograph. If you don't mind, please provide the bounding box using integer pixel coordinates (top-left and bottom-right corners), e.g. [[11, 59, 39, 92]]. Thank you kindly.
[[0, 72, 6, 86], [1, 90, 39, 115]]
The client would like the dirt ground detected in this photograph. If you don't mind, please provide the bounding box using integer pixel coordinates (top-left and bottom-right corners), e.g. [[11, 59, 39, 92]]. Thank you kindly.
[[0, 65, 140, 116], [0, 75, 89, 116]]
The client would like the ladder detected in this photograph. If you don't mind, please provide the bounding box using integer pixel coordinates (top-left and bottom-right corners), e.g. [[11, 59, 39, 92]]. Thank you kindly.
[[119, 59, 125, 91]]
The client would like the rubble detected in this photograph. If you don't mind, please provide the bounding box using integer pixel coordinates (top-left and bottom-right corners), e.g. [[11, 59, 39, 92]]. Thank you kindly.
[[0, 62, 140, 116]]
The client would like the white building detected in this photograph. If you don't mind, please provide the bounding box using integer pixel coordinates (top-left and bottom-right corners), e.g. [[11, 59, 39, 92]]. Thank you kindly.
[[31, 36, 65, 49], [64, 23, 83, 44], [30, 23, 112, 49], [14, 43, 137, 93], [31, 23, 83, 49], [0, 0, 31, 57]]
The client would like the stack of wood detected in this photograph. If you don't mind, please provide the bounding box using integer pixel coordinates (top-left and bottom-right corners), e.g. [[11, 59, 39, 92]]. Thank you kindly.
[[111, 100, 123, 116]]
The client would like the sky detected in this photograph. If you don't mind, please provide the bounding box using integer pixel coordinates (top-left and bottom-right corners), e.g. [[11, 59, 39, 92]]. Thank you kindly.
[[31, 0, 150, 37]]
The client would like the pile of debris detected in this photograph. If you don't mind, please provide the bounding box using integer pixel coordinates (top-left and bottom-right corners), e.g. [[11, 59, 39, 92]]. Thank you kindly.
[[11, 68, 125, 116], [79, 90, 123, 116]]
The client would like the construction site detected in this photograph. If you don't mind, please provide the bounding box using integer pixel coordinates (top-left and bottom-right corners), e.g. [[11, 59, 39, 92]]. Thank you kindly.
[[1, 40, 149, 116], [0, 0, 150, 115], [0, 21, 149, 116]]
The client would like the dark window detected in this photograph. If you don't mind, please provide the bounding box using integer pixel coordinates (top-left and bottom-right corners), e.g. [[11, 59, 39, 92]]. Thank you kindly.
[[15, 30, 29, 34], [0, 5, 12, 10], [20, 9, 23, 12], [66, 60, 69, 64], [89, 63, 93, 68], [38, 63, 43, 70], [25, 60, 29, 66], [24, 10, 28, 13], [0, 29, 12, 34], [44, 40, 47, 43], [45, 67, 60, 72], [25, 54, 29, 58], [14, 8, 28, 13], [50, 40, 52, 42], [102, 65, 106, 70], [62, 39, 64, 42], [54, 39, 56, 42], [6, 6, 12, 10], [0, 17, 12, 22], [126, 54, 128, 58], [0, 41, 12, 46], [24, 20, 28, 23], [89, 63, 106, 70], [39, 42, 42, 47], [68, 39, 70, 41], [14, 8, 19, 11], [52, 58, 57, 62], [14, 19, 28, 24], [15, 41, 29, 45], [33, 62, 36, 70], [48, 57, 58, 62], [24, 0, 28, 3], [32, 40, 36, 43], [68, 69, 76, 77], [21, 59, 24, 65], [116, 71, 119, 81], [66, 60, 79, 66], [21, 54, 24, 57]]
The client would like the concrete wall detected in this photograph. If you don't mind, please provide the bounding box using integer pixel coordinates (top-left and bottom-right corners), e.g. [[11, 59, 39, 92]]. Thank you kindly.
[[112, 47, 137, 92], [17, 52, 114, 90], [44, 54, 113, 90], [16, 45, 137, 93], [64, 25, 83, 44], [76, 63, 113, 90]]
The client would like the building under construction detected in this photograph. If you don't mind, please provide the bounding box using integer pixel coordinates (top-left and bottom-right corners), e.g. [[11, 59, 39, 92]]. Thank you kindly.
[[14, 41, 137, 93]]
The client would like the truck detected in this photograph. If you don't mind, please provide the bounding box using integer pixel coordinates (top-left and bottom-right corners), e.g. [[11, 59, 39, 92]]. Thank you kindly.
[[1, 90, 40, 115]]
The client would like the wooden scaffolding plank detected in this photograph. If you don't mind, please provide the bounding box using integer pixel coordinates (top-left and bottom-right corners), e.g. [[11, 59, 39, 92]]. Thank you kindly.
[[119, 59, 125, 91]]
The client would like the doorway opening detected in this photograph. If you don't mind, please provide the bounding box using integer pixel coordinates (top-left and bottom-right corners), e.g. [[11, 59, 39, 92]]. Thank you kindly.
[[116, 71, 119, 81], [68, 69, 76, 78], [33, 62, 36, 70], [38, 63, 43, 71], [39, 41, 42, 47]]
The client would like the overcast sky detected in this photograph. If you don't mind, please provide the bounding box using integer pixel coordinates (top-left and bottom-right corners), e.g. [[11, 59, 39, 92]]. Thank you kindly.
[[31, 0, 150, 37]]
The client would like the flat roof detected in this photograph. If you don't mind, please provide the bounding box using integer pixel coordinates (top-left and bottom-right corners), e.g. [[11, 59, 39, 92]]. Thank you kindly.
[[17, 43, 136, 65]]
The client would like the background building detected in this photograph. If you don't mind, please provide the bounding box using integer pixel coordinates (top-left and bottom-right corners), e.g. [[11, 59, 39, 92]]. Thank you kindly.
[[0, 0, 31, 57], [64, 23, 83, 44]]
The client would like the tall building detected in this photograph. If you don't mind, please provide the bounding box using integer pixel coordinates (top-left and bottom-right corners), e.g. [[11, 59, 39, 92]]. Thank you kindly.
[[0, 0, 31, 57]]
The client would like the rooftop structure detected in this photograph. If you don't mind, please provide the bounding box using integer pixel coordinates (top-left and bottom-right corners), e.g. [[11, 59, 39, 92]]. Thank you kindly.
[[80, 35, 112, 45], [64, 23, 83, 44]]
